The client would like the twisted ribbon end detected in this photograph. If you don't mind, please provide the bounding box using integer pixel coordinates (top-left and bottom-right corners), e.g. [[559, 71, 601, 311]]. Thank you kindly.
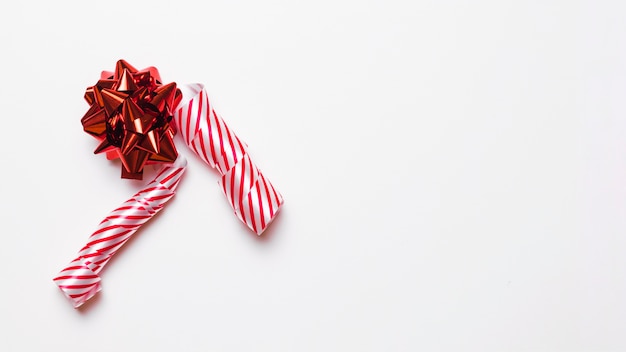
[[53, 270, 102, 308], [53, 257, 103, 308], [257, 193, 284, 235], [241, 189, 284, 236]]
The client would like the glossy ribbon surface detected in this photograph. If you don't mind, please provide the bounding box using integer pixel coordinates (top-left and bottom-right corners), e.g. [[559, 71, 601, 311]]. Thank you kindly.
[[175, 84, 284, 235], [53, 157, 187, 307], [81, 60, 181, 179]]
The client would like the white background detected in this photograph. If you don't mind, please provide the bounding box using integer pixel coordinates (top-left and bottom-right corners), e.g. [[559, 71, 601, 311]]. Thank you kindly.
[[0, 0, 625, 351]]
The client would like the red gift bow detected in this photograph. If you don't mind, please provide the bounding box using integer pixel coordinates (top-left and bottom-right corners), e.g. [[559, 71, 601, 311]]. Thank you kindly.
[[81, 60, 181, 179]]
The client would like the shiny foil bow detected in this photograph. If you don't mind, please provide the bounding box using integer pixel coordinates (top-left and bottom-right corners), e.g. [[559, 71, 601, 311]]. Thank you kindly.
[[81, 60, 182, 179]]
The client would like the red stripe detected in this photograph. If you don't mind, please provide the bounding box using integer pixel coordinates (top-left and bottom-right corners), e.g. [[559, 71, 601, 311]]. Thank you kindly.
[[60, 267, 88, 272], [155, 165, 172, 179], [143, 188, 169, 197], [159, 167, 183, 186], [185, 99, 193, 144], [208, 108, 218, 172], [215, 110, 228, 173], [94, 257, 112, 266], [260, 173, 274, 217], [197, 125, 209, 165], [91, 224, 136, 236], [249, 156, 255, 190], [270, 181, 281, 205], [54, 275, 99, 280], [230, 162, 236, 207], [190, 139, 201, 161], [105, 215, 151, 220], [144, 194, 174, 202], [138, 186, 159, 194], [195, 90, 203, 138], [85, 229, 132, 247], [256, 181, 266, 230], [58, 284, 97, 289], [177, 107, 183, 132], [224, 124, 238, 165], [106, 209, 148, 217], [248, 191, 257, 233], [236, 135, 246, 156], [238, 157, 247, 225], [85, 238, 128, 255]]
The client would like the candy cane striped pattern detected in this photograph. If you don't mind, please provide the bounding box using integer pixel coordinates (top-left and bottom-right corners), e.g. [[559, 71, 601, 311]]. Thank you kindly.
[[175, 84, 283, 235], [53, 157, 187, 308]]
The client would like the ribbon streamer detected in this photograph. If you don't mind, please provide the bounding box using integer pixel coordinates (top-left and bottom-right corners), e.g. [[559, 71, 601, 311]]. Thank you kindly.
[[175, 84, 284, 235], [53, 157, 186, 308]]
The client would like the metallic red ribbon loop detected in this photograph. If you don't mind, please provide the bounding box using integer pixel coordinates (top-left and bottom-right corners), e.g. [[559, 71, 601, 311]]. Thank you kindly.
[[81, 60, 182, 179]]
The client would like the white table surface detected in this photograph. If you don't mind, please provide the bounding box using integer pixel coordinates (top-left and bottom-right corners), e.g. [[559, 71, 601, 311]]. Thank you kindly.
[[1, 1, 625, 351]]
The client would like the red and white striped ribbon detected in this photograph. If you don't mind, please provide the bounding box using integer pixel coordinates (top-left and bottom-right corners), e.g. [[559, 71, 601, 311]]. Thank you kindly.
[[53, 157, 186, 308], [55, 80, 283, 308], [175, 84, 284, 235]]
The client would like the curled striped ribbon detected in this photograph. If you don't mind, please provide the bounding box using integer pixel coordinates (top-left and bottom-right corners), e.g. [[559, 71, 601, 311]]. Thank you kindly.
[[175, 84, 284, 235], [53, 157, 186, 308]]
